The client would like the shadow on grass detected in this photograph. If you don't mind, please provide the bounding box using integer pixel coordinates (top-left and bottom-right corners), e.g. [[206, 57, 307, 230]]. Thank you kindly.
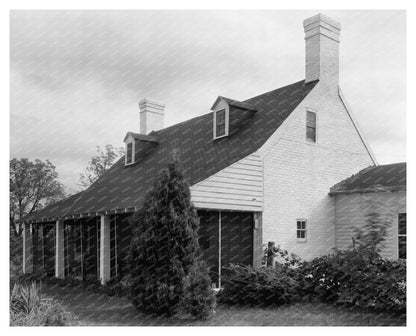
[[38, 282, 406, 326]]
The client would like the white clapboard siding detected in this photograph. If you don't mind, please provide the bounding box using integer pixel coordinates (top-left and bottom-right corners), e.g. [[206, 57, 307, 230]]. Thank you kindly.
[[190, 152, 263, 211]]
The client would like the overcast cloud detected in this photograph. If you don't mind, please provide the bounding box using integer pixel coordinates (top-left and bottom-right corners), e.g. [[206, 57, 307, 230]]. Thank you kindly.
[[10, 10, 406, 193]]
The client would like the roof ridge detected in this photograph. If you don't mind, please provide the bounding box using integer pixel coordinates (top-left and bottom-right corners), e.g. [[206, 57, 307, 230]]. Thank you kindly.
[[155, 79, 310, 135]]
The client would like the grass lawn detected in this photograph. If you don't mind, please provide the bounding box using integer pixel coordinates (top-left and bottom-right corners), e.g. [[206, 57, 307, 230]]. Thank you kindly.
[[39, 283, 406, 326]]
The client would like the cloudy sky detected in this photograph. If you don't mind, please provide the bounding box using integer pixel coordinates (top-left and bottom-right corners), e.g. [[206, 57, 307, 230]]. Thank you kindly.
[[10, 10, 406, 193]]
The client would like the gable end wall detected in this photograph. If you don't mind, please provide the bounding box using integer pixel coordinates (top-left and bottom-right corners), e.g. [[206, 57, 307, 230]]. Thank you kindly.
[[259, 82, 375, 259]]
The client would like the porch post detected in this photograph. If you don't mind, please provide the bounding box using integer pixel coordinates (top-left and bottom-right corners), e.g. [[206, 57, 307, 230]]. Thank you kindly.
[[55, 220, 65, 278], [100, 214, 111, 284], [22, 223, 33, 274]]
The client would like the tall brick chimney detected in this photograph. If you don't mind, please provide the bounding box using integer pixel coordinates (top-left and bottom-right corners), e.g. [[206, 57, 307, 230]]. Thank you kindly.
[[303, 14, 341, 86], [139, 99, 165, 135]]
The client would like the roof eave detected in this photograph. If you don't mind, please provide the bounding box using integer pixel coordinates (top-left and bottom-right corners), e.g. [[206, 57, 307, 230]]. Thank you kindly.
[[329, 185, 406, 196]]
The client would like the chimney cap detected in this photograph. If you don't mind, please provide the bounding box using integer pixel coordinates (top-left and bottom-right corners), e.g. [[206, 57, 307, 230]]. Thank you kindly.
[[139, 98, 166, 109], [303, 13, 341, 31], [303, 13, 341, 43]]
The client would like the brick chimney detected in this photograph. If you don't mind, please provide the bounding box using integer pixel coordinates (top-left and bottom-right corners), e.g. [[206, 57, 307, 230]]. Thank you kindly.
[[303, 14, 341, 86], [139, 99, 165, 135]]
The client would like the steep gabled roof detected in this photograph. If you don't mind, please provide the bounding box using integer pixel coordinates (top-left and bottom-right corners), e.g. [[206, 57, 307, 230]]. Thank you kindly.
[[25, 79, 318, 223], [330, 162, 406, 195]]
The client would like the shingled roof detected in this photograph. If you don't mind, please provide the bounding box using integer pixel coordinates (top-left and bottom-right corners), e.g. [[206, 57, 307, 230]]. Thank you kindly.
[[330, 162, 406, 195], [24, 79, 318, 223]]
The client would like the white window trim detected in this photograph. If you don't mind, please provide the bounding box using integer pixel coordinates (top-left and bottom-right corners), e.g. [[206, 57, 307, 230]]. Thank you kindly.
[[213, 105, 230, 140], [306, 109, 318, 143], [296, 219, 307, 243], [125, 140, 135, 166]]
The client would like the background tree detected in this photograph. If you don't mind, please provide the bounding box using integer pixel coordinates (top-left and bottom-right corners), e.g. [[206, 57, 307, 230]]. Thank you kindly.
[[130, 159, 206, 317], [78, 144, 124, 189], [10, 158, 66, 237]]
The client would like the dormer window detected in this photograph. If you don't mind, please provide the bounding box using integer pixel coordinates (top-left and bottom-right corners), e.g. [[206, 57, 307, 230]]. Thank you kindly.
[[211, 96, 257, 140], [216, 109, 226, 137], [125, 141, 134, 165], [123, 131, 159, 166], [213, 108, 229, 139]]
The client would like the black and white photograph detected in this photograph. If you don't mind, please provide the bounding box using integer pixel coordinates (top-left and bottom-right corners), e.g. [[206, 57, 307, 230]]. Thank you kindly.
[[7, 7, 409, 327]]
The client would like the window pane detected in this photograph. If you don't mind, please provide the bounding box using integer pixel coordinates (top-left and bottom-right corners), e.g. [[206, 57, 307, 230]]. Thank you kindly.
[[306, 111, 316, 127], [300, 231, 305, 239], [398, 236, 406, 259], [297, 221, 301, 229], [216, 124, 226, 137], [297, 231, 301, 238], [126, 143, 133, 163], [306, 126, 316, 142], [398, 213, 406, 235], [216, 109, 226, 125], [301, 221, 306, 230]]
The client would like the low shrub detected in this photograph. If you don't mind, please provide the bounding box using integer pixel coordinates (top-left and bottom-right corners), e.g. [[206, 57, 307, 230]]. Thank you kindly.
[[10, 282, 78, 326], [218, 249, 406, 314], [181, 259, 216, 319], [299, 249, 406, 313], [218, 264, 301, 307], [262, 244, 302, 268]]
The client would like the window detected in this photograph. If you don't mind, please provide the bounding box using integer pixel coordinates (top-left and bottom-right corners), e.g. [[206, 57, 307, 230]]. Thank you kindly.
[[214, 109, 227, 138], [296, 219, 307, 241], [306, 111, 316, 142], [214, 108, 228, 139], [398, 213, 406, 259], [125, 142, 134, 165]]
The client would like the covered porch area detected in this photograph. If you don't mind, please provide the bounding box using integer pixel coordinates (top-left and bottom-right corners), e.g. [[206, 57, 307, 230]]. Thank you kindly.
[[22, 210, 262, 286], [23, 213, 133, 284]]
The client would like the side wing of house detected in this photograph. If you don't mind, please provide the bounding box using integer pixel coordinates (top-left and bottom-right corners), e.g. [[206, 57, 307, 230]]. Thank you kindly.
[[334, 191, 406, 259], [190, 152, 263, 212], [258, 83, 376, 259]]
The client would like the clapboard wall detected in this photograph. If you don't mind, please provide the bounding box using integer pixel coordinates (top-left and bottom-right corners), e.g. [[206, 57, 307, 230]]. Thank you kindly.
[[190, 152, 263, 212]]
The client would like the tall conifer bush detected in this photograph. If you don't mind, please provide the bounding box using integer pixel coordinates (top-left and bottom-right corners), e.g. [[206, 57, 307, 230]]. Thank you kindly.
[[130, 159, 213, 317]]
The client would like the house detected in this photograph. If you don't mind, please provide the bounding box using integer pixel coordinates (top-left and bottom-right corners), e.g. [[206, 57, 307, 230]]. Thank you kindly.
[[330, 162, 406, 259], [20, 13, 405, 287]]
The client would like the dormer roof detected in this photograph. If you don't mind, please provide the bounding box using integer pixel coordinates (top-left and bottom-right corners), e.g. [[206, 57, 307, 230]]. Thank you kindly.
[[123, 131, 159, 143], [211, 96, 258, 112]]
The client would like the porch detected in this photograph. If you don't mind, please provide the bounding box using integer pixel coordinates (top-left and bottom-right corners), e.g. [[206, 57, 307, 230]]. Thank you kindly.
[[22, 210, 263, 285]]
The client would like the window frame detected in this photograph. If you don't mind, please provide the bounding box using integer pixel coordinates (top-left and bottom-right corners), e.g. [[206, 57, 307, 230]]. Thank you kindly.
[[397, 213, 406, 259], [125, 140, 135, 166], [213, 107, 229, 139], [306, 110, 317, 143], [296, 219, 307, 243]]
